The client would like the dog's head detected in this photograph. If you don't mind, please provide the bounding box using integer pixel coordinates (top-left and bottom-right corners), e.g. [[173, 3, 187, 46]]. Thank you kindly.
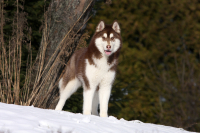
[[94, 21, 122, 57]]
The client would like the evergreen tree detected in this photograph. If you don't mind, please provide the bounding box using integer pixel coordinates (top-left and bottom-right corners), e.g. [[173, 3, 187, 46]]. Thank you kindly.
[[87, 0, 200, 131], [24, 0, 50, 52]]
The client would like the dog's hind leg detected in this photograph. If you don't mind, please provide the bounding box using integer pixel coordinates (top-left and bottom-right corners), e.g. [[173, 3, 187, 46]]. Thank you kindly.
[[55, 77, 81, 111]]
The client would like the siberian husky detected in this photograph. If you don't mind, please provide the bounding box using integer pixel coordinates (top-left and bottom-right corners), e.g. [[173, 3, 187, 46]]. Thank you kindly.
[[55, 21, 122, 117]]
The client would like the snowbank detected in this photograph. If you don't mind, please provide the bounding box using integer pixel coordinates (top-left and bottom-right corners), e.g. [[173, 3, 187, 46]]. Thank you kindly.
[[0, 102, 196, 133]]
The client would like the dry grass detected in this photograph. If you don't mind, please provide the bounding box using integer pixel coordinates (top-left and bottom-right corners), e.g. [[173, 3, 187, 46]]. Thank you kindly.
[[0, 0, 93, 109], [0, 0, 32, 105]]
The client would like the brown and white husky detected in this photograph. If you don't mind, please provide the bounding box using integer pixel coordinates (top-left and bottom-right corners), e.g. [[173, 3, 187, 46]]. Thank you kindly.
[[55, 21, 122, 117]]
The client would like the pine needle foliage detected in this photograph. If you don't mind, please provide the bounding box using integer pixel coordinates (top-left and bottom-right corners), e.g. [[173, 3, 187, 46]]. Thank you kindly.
[[87, 0, 200, 131]]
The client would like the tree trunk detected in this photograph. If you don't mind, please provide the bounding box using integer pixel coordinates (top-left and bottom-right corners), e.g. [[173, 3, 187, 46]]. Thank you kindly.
[[26, 0, 94, 109]]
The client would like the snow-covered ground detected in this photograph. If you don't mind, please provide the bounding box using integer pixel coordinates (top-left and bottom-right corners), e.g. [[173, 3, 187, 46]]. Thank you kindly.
[[0, 102, 196, 133]]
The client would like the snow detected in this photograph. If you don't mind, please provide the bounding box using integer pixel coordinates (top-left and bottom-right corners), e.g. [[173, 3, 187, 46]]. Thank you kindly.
[[0, 102, 196, 133]]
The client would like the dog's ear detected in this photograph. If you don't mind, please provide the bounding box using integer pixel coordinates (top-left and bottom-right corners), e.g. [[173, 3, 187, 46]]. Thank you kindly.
[[112, 21, 120, 34], [96, 21, 105, 32]]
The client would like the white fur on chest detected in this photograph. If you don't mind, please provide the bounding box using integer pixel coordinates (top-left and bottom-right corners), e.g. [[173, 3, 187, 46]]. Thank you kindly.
[[85, 56, 116, 87]]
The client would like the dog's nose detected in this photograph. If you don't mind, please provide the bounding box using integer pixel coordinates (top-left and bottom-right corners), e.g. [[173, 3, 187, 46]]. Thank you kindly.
[[106, 45, 111, 49]]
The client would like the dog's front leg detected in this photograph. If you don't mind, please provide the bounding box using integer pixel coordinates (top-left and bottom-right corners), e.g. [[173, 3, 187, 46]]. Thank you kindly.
[[99, 71, 115, 117], [99, 84, 112, 117], [83, 85, 96, 115]]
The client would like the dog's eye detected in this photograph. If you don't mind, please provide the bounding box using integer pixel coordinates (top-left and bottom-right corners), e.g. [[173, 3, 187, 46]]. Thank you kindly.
[[111, 37, 114, 40], [102, 37, 106, 39]]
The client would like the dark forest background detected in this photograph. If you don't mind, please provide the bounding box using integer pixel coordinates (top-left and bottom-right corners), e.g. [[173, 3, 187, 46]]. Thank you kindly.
[[0, 0, 200, 132]]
